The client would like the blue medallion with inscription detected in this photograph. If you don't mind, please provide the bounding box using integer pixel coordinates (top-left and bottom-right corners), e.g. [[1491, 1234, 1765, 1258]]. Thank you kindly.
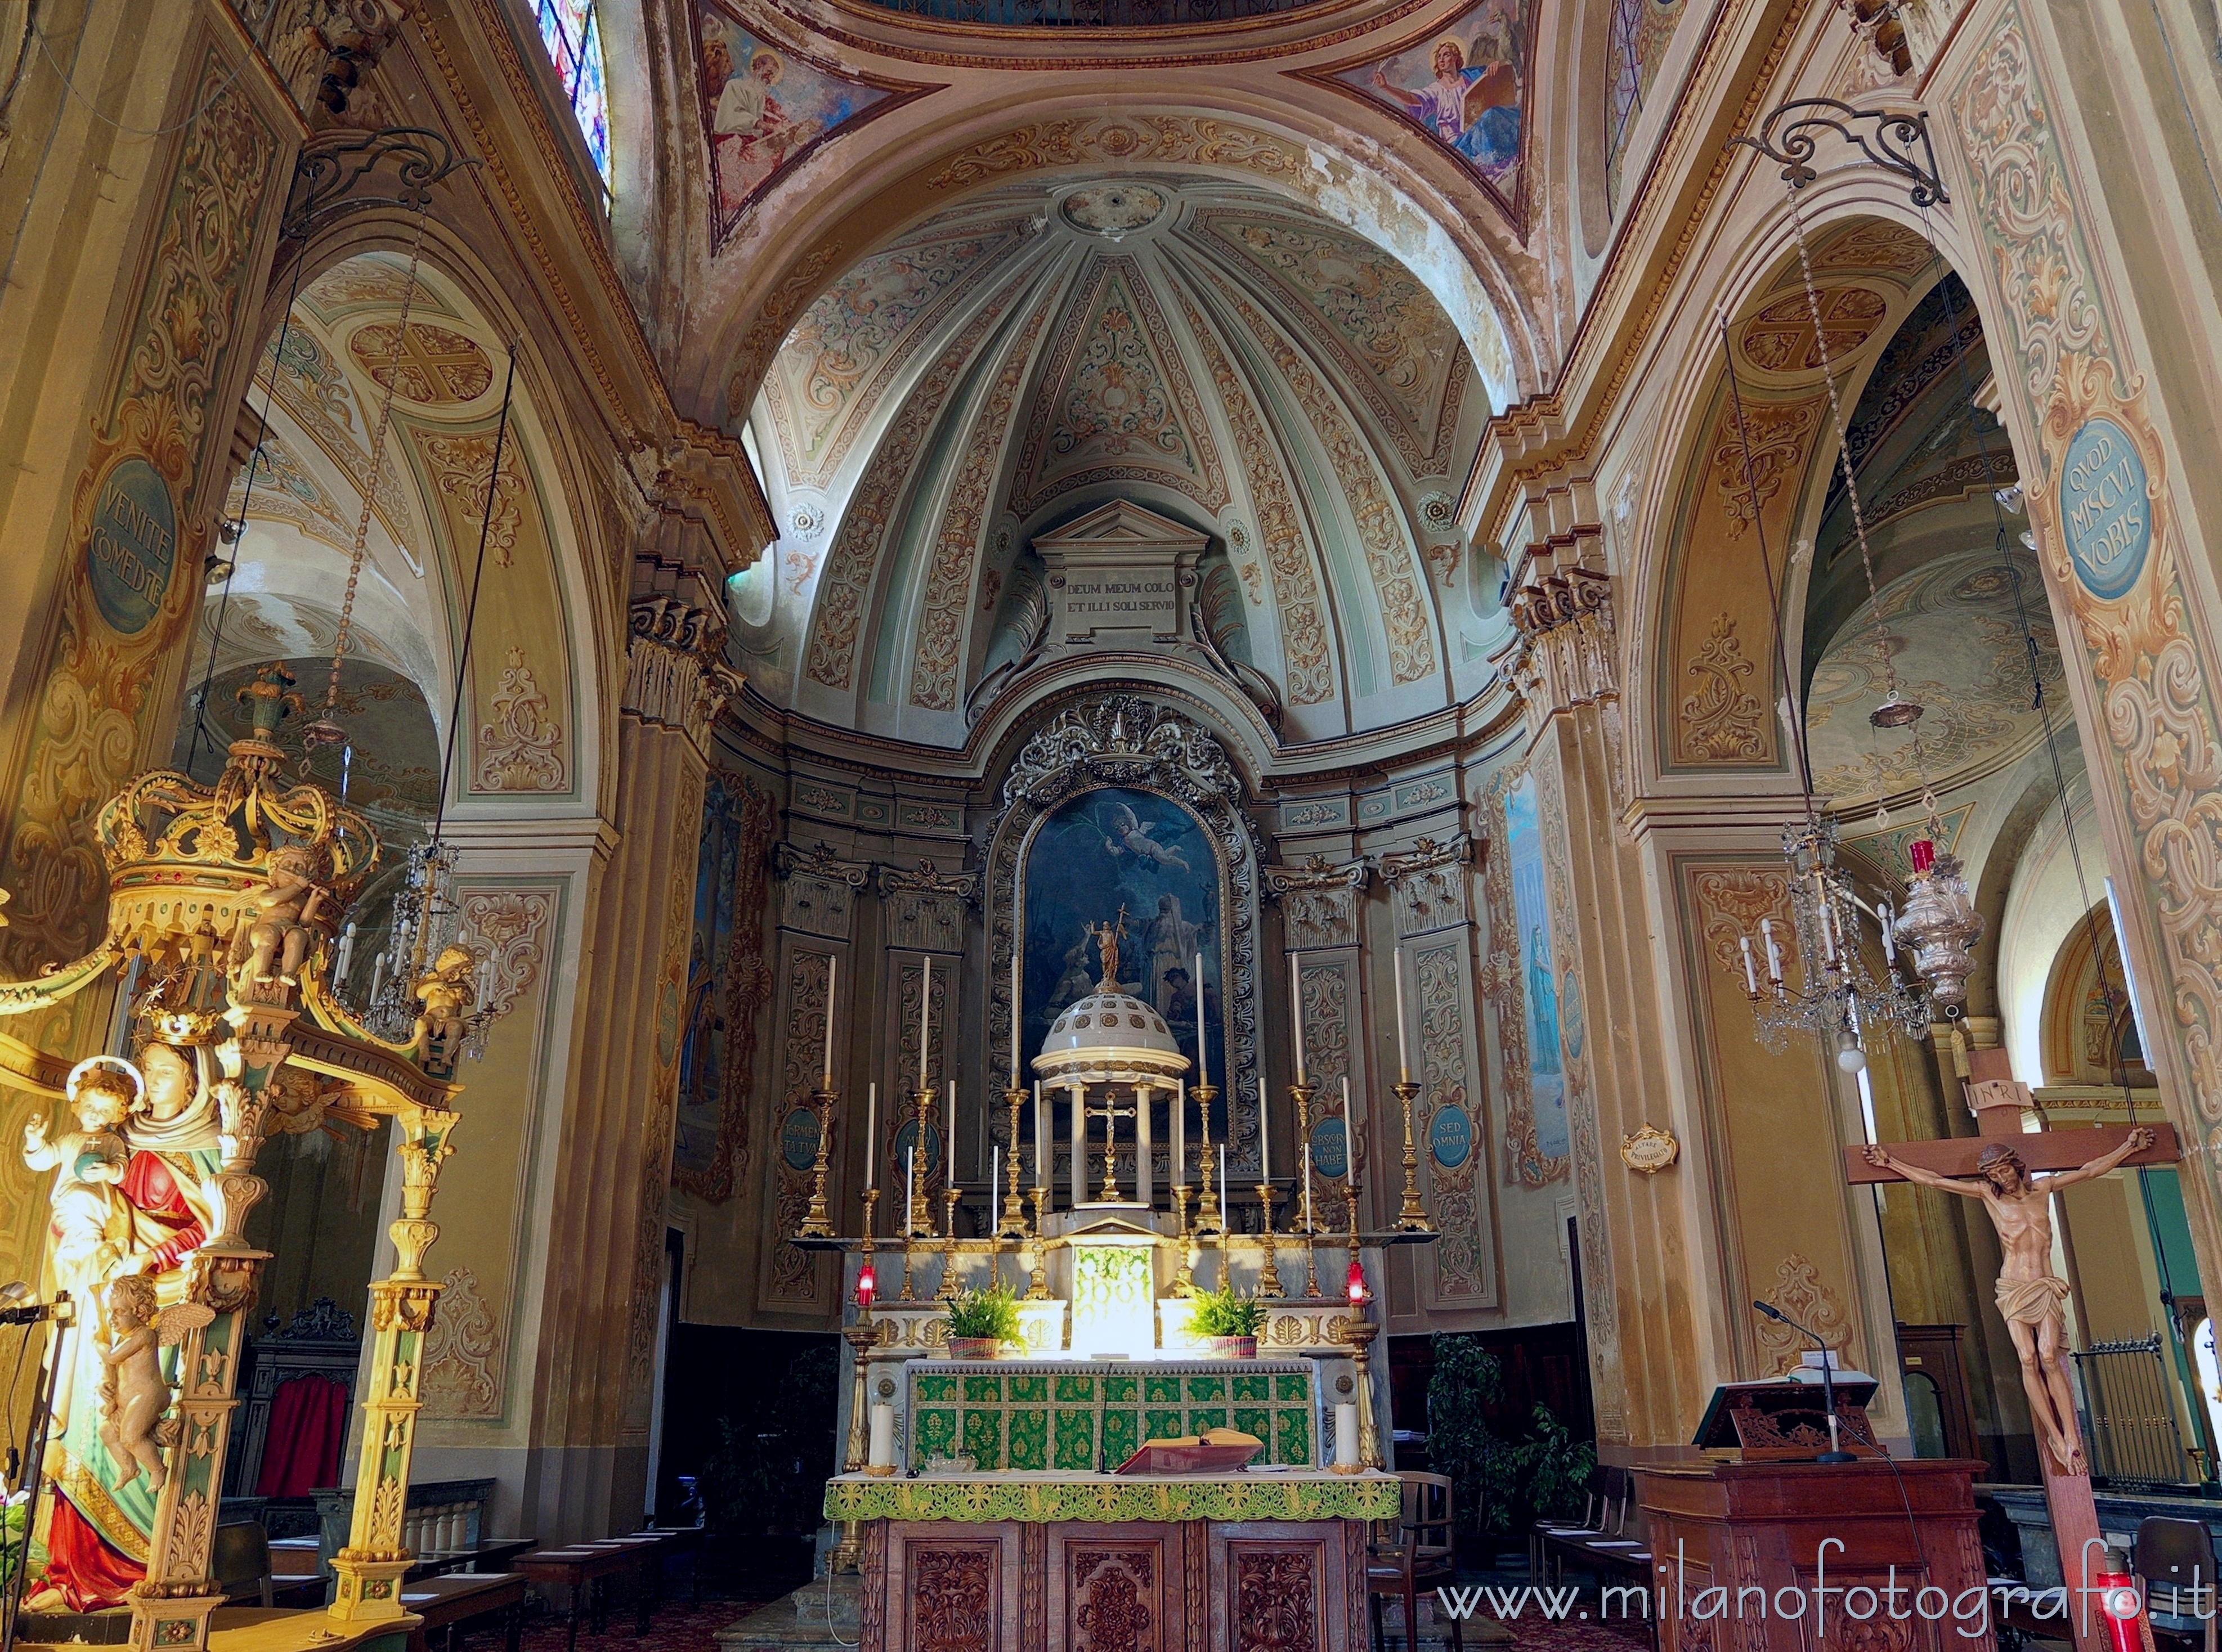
[[1309, 1116, 1349, 1180], [1430, 1105, 1472, 1170], [781, 1107, 821, 1172], [2060, 416, 2151, 601], [87, 457, 176, 636]]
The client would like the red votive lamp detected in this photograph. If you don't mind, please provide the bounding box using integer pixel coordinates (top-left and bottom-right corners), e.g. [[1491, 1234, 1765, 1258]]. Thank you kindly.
[[1909, 838, 1936, 874], [2095, 1571, 2144, 1652], [856, 1264, 876, 1308], [1346, 1260, 1367, 1304]]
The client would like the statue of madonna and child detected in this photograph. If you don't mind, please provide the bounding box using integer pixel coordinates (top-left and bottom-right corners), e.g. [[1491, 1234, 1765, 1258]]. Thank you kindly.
[[19, 1039, 225, 1611]]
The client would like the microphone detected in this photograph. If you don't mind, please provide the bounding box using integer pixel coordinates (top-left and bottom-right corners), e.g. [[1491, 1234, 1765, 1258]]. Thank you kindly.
[[1751, 1299, 1854, 1464]]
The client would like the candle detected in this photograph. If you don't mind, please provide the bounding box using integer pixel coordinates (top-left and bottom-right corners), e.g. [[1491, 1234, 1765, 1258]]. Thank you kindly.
[[1290, 954, 1306, 1084], [919, 955, 931, 1085], [1174, 1078, 1185, 1189], [1258, 1074, 1270, 1184], [947, 1080, 957, 1185], [335, 922, 356, 983], [1334, 1404, 1360, 1469], [906, 1146, 916, 1231], [868, 1404, 895, 1470], [1220, 1144, 1228, 1222], [1303, 1143, 1313, 1232], [1739, 936, 1758, 997], [1880, 901, 1897, 965], [993, 1144, 1001, 1209], [369, 950, 387, 1004], [823, 954, 837, 1087], [1194, 953, 1208, 1084], [1034, 1081, 1046, 1189], [1010, 951, 1022, 1083], [1392, 950, 1411, 1084], [865, 1083, 878, 1189], [1760, 918, 1783, 981], [1342, 1076, 1358, 1197]]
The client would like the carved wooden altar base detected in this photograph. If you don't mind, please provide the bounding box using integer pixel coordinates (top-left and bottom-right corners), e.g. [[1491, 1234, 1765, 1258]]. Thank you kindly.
[[827, 1471, 1400, 1652]]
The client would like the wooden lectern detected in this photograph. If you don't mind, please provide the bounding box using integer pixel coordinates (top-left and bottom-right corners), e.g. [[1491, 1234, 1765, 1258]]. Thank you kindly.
[[1634, 1458, 1995, 1652]]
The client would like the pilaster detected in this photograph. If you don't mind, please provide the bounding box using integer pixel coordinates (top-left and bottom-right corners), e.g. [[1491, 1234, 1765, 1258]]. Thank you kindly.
[[1264, 856, 1369, 1249]]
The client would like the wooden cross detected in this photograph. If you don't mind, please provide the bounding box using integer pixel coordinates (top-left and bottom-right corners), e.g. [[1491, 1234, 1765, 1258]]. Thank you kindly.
[[1844, 1058, 2181, 1652]]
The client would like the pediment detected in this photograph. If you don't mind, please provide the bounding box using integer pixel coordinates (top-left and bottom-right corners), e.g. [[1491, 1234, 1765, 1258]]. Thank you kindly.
[[1031, 499, 1211, 556]]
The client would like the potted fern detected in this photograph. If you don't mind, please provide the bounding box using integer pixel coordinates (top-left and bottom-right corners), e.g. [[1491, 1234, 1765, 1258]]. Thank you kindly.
[[1190, 1285, 1266, 1359], [942, 1283, 1021, 1359]]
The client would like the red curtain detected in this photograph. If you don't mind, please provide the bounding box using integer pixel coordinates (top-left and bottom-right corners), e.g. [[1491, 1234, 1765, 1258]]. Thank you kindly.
[[254, 1373, 348, 1498]]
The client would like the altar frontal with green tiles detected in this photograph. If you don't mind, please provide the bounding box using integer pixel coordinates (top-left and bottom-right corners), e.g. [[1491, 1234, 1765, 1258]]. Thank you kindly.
[[908, 1361, 1319, 1471]]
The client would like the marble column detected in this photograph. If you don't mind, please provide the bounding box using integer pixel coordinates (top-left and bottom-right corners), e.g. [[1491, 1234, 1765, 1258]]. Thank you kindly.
[[522, 566, 739, 1540]]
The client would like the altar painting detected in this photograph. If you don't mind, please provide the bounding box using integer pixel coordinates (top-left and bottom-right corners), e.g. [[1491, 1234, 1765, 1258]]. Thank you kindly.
[[1506, 775, 1569, 1158], [1318, 0, 1534, 223], [1021, 785, 1224, 1087]]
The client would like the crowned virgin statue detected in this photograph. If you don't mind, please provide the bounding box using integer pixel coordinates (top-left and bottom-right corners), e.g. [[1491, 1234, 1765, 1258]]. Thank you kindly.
[[26, 1040, 221, 1611]]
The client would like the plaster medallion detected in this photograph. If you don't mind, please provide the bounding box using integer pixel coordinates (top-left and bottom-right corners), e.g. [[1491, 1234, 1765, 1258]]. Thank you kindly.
[[1060, 185, 1170, 237], [1620, 1124, 1680, 1175]]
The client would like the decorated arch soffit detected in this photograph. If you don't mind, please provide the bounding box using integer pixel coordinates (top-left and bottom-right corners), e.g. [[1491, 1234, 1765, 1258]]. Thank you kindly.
[[1648, 218, 1935, 781], [689, 0, 940, 252], [1293, 0, 1540, 235], [984, 696, 1265, 1174], [767, 177, 1480, 740]]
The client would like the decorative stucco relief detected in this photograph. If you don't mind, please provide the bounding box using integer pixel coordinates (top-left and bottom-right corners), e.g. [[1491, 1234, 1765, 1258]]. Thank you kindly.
[[475, 648, 567, 792], [420, 1265, 502, 1418]]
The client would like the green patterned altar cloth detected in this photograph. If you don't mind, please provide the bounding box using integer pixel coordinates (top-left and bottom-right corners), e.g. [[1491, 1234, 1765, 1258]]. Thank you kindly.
[[906, 1359, 1320, 1472], [824, 1470, 1400, 1524]]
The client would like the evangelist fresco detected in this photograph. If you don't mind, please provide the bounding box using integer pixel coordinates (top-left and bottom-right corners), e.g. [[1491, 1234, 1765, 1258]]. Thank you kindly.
[[1316, 0, 1534, 223], [693, 0, 907, 246], [1020, 785, 1226, 1088], [1506, 775, 1569, 1159], [672, 771, 777, 1201]]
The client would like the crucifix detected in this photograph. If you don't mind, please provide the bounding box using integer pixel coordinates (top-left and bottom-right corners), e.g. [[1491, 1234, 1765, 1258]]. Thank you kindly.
[[1090, 1087, 1138, 1203], [1845, 1068, 2181, 1652]]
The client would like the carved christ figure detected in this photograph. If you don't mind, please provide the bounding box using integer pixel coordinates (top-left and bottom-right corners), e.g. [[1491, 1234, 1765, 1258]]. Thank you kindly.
[[1863, 1127, 2153, 1476], [1085, 906, 1129, 993]]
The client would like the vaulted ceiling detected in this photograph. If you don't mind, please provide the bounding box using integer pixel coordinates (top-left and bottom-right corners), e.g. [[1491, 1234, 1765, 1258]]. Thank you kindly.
[[733, 176, 1507, 747]]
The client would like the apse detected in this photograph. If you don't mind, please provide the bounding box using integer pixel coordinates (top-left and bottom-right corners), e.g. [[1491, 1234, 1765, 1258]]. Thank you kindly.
[[732, 177, 1506, 744]]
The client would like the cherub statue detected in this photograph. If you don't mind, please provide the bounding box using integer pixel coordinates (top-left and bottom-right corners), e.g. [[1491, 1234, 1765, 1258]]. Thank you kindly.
[[24, 1057, 136, 1301], [411, 944, 479, 1062], [237, 844, 333, 986], [95, 1273, 212, 1492]]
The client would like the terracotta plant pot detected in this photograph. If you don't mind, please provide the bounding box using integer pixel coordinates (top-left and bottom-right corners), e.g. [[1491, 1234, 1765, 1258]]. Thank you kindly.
[[944, 1336, 1005, 1360], [1206, 1335, 1258, 1359]]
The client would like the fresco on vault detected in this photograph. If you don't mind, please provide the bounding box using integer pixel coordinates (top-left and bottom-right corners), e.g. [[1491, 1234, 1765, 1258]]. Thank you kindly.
[[1506, 774, 1569, 1159], [1020, 785, 1225, 1103], [1327, 0, 1533, 213], [695, 2, 892, 244]]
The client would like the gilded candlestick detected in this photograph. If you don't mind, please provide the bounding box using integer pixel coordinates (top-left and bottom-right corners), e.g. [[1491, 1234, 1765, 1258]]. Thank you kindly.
[[1392, 1079, 1431, 1231], [1303, 1225, 1320, 1300], [1026, 1184, 1050, 1300], [937, 1186, 964, 1300], [1341, 1180, 1382, 1471], [1172, 1182, 1195, 1296], [842, 1314, 879, 1473], [1190, 1080, 1223, 1233], [898, 1233, 916, 1301], [908, 1083, 936, 1238], [1287, 1079, 1316, 1233], [799, 1084, 838, 1238], [1254, 1183, 1284, 1298], [1000, 1085, 1029, 1237]]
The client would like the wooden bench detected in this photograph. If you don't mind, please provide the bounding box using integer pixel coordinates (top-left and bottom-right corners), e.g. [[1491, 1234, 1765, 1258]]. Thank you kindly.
[[515, 1538, 664, 1652], [400, 1572, 527, 1652], [625, 1527, 702, 1607]]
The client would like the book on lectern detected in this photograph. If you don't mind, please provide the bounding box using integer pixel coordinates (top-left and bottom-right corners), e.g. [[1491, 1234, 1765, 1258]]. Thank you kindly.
[[1113, 1426, 1264, 1475]]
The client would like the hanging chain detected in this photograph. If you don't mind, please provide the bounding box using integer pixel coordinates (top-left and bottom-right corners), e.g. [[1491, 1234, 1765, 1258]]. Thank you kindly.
[[302, 203, 432, 760], [1782, 183, 1945, 833]]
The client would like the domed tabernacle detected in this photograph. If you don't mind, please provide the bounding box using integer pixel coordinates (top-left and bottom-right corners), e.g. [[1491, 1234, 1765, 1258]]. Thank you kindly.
[[1040, 992, 1182, 1060]]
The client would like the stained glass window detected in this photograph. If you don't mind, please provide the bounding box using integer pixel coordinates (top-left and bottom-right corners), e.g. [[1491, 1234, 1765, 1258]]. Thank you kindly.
[[535, 0, 611, 188]]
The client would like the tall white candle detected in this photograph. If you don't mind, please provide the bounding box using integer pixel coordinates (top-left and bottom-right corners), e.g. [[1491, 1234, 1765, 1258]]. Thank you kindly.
[[1034, 1081, 1046, 1190], [1220, 1144, 1228, 1221], [1290, 953, 1306, 1084], [823, 954, 837, 1087], [992, 1144, 1001, 1209], [907, 1146, 916, 1231], [1258, 1074, 1270, 1184], [947, 1080, 957, 1185], [1342, 1076, 1359, 1199], [1009, 952, 1021, 1083], [865, 1083, 877, 1189], [1303, 1143, 1313, 1232], [919, 955, 931, 1085], [1194, 953, 1208, 1085], [1173, 1078, 1185, 1189], [1392, 951, 1410, 1083]]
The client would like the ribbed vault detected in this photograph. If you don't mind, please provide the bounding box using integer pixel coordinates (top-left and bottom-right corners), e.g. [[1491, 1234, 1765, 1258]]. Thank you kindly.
[[733, 176, 1508, 746]]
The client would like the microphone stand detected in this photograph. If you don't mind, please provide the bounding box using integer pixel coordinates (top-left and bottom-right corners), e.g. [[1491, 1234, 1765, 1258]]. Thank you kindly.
[[1753, 1299, 1855, 1463], [2, 1295, 72, 1652]]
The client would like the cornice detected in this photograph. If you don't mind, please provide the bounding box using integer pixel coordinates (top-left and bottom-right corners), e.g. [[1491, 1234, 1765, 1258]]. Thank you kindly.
[[409, 0, 774, 565], [1458, 0, 1818, 542]]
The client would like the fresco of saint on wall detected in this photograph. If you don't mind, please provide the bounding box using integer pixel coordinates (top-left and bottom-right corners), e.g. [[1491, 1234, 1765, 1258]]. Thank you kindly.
[[1506, 774, 1570, 1160], [1309, 0, 1535, 226], [692, 1, 919, 248]]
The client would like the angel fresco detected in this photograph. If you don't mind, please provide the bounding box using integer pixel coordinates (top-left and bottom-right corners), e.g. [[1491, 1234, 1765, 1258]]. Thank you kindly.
[[1324, 0, 1533, 208]]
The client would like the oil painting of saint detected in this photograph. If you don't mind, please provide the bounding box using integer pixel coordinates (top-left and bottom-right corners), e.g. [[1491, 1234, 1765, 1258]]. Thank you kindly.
[[1315, 0, 1535, 223], [1506, 776, 1569, 1160], [694, 2, 917, 248]]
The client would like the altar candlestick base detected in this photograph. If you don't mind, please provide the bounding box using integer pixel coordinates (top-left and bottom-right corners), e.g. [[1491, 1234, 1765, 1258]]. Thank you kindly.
[[1255, 1183, 1285, 1298], [1392, 1079, 1431, 1232]]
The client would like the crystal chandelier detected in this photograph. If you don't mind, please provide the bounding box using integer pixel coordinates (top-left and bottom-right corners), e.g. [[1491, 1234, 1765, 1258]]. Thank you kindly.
[[1742, 815, 1930, 1072], [337, 837, 492, 1063]]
